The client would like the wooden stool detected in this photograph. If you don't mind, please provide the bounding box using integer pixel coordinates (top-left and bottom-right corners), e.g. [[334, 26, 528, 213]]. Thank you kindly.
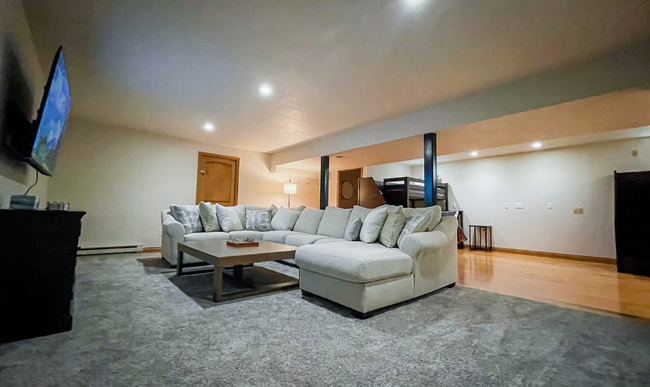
[[469, 225, 493, 251]]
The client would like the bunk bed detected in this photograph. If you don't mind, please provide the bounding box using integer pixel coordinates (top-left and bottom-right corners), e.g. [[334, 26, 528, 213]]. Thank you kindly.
[[381, 177, 449, 210]]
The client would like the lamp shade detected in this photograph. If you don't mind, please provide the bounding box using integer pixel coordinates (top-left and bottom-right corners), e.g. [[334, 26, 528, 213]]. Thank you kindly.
[[283, 182, 297, 195]]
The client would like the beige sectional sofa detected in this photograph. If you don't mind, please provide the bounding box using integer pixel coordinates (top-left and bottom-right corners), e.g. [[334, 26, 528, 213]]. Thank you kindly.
[[161, 204, 458, 318]]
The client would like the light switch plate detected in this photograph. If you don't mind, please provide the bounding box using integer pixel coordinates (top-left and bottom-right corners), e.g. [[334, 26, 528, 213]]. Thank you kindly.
[[548, 202, 554, 209], [504, 203, 509, 209], [516, 203, 524, 209]]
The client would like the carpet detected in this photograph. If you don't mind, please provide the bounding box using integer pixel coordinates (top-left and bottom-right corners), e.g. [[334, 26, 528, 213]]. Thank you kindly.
[[1, 253, 649, 386]]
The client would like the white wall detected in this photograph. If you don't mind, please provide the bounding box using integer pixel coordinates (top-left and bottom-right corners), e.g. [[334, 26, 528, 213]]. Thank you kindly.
[[411, 138, 650, 258], [0, 0, 48, 208], [47, 119, 319, 248], [365, 163, 413, 181]]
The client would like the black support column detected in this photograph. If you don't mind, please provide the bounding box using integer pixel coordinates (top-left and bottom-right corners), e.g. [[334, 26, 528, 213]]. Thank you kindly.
[[320, 156, 330, 210], [424, 133, 437, 207]]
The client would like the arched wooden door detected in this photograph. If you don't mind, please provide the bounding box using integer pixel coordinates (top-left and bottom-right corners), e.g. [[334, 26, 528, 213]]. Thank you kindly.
[[196, 152, 239, 206]]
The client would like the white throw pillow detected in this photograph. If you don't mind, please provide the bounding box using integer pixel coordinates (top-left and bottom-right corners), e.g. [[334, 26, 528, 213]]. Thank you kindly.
[[397, 210, 433, 247], [271, 207, 302, 231], [344, 217, 363, 241], [346, 205, 372, 230], [317, 206, 352, 239], [293, 209, 324, 235], [379, 206, 406, 248], [215, 204, 244, 232], [403, 206, 442, 231], [359, 206, 389, 243], [198, 202, 221, 232]]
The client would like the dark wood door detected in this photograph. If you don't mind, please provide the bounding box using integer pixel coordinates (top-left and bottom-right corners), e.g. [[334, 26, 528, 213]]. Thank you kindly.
[[196, 152, 239, 206], [337, 168, 363, 209], [615, 171, 650, 277]]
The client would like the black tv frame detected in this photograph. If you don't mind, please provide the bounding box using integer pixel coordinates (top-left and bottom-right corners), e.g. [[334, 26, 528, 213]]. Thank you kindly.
[[26, 45, 68, 177]]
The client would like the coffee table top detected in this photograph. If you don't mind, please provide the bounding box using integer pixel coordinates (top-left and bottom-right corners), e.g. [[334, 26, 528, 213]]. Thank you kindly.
[[178, 240, 296, 266]]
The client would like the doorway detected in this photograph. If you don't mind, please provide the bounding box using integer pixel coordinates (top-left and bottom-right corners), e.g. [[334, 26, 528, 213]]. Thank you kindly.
[[196, 152, 240, 206], [337, 168, 363, 209]]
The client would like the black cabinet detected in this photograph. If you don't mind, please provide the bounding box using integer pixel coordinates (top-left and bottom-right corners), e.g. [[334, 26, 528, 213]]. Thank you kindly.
[[615, 171, 650, 277], [0, 210, 85, 342]]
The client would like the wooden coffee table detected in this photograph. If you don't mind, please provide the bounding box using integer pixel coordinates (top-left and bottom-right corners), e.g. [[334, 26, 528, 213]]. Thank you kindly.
[[176, 240, 298, 302]]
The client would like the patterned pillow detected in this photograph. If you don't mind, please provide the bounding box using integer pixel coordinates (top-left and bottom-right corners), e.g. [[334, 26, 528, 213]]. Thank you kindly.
[[198, 202, 221, 232], [344, 217, 363, 241], [397, 210, 433, 248], [245, 209, 273, 231], [170, 205, 204, 234]]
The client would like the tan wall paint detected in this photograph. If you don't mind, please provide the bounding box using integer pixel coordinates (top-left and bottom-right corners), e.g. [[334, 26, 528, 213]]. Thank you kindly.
[[0, 0, 48, 208], [47, 119, 319, 248], [409, 137, 650, 258]]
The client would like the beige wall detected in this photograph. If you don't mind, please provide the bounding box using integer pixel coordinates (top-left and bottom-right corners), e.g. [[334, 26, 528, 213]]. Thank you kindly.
[[47, 119, 319, 248], [0, 0, 48, 208], [410, 137, 650, 258]]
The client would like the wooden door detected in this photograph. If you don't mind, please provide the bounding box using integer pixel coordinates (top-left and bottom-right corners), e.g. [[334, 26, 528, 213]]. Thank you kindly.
[[615, 171, 650, 277], [196, 152, 239, 206], [337, 168, 363, 209]]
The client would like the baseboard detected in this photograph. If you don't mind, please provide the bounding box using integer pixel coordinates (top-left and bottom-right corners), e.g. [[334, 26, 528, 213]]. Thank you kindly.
[[469, 246, 616, 265], [142, 247, 161, 253]]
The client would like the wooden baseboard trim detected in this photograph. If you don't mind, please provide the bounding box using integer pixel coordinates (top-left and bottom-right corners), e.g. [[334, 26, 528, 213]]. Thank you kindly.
[[480, 247, 616, 265], [142, 247, 161, 253]]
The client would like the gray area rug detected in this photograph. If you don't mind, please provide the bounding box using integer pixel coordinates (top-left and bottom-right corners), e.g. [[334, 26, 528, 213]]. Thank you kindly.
[[1, 253, 649, 386]]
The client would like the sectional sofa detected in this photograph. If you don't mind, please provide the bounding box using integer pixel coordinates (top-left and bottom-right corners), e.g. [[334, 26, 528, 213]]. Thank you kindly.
[[161, 204, 458, 318]]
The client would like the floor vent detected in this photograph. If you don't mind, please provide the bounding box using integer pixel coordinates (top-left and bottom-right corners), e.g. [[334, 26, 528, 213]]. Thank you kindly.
[[78, 245, 143, 256]]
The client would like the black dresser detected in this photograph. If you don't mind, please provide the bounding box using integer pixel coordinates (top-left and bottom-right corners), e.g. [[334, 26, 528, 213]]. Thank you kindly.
[[0, 209, 85, 343], [615, 171, 650, 277]]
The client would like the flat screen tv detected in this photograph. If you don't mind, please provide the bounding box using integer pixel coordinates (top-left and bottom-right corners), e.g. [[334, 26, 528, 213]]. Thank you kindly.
[[27, 46, 71, 176]]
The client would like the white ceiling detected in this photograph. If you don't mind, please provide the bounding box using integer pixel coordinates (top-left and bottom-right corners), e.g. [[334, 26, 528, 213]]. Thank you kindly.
[[23, 0, 650, 153]]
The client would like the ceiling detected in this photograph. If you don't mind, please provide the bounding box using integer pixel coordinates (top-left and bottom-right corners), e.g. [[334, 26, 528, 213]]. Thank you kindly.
[[23, 0, 650, 153]]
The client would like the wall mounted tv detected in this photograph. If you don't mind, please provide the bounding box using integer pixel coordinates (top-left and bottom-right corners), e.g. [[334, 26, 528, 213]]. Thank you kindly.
[[5, 46, 71, 177]]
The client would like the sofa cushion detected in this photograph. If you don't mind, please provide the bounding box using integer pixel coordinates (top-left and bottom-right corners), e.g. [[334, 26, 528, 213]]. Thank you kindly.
[[346, 205, 373, 230], [262, 230, 307, 244], [293, 209, 324, 235], [184, 232, 230, 242], [359, 206, 389, 243], [313, 238, 346, 244], [245, 209, 273, 231], [198, 202, 221, 232], [170, 204, 204, 234], [379, 206, 406, 248], [344, 217, 363, 241], [285, 234, 334, 247], [403, 206, 442, 231], [229, 230, 266, 240], [296, 242, 413, 283], [317, 206, 352, 239], [215, 204, 244, 232], [397, 210, 433, 248], [271, 207, 302, 230]]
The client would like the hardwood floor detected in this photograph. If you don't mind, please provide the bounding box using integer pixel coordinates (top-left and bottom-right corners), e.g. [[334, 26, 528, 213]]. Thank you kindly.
[[458, 249, 650, 320]]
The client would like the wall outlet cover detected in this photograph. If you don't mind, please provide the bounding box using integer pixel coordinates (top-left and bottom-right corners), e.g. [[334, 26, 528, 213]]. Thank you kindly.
[[516, 203, 524, 209], [548, 202, 554, 209], [504, 203, 509, 209]]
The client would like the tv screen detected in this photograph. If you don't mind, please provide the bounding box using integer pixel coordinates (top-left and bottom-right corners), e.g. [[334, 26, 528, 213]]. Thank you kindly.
[[28, 46, 70, 176]]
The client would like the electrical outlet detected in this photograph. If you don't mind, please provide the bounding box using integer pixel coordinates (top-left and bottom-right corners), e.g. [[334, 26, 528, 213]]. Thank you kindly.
[[516, 203, 524, 209], [573, 208, 584, 215], [158, 229, 162, 237], [548, 202, 554, 209], [631, 150, 638, 157], [504, 203, 509, 209]]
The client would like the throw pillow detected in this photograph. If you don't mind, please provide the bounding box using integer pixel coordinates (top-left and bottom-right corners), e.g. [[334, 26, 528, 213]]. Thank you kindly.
[[245, 204, 279, 220], [359, 206, 389, 243], [290, 205, 307, 212], [346, 205, 372, 230], [397, 210, 433, 248], [198, 202, 221, 232], [245, 209, 273, 231], [317, 206, 352, 239], [293, 208, 325, 235], [344, 217, 363, 241], [379, 206, 406, 248], [403, 206, 442, 231], [170, 204, 204, 234], [214, 203, 244, 232], [270, 207, 301, 230]]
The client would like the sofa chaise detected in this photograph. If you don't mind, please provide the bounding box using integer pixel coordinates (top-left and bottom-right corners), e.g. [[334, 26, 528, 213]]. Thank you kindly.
[[161, 204, 458, 318]]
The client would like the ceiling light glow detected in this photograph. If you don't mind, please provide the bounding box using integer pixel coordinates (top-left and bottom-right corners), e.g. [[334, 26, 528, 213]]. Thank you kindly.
[[532, 142, 542, 149], [258, 83, 274, 98], [403, 0, 428, 8], [470, 151, 478, 157], [203, 122, 215, 132]]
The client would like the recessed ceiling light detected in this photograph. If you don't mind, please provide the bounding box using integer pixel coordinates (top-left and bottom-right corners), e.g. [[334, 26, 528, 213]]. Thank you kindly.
[[403, 0, 428, 8], [470, 151, 478, 157], [532, 142, 542, 149], [203, 122, 215, 132], [258, 83, 274, 98]]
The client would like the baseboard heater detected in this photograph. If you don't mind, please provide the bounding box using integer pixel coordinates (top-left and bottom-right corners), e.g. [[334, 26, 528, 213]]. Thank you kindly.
[[77, 245, 143, 256]]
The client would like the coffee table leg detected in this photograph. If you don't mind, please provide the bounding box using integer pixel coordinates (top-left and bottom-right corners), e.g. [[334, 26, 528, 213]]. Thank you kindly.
[[176, 249, 184, 276], [213, 266, 223, 302], [233, 265, 243, 279]]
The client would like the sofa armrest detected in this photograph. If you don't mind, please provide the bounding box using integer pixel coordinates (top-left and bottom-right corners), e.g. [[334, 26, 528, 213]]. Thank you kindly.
[[161, 216, 185, 265], [399, 217, 457, 258], [163, 218, 185, 240]]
